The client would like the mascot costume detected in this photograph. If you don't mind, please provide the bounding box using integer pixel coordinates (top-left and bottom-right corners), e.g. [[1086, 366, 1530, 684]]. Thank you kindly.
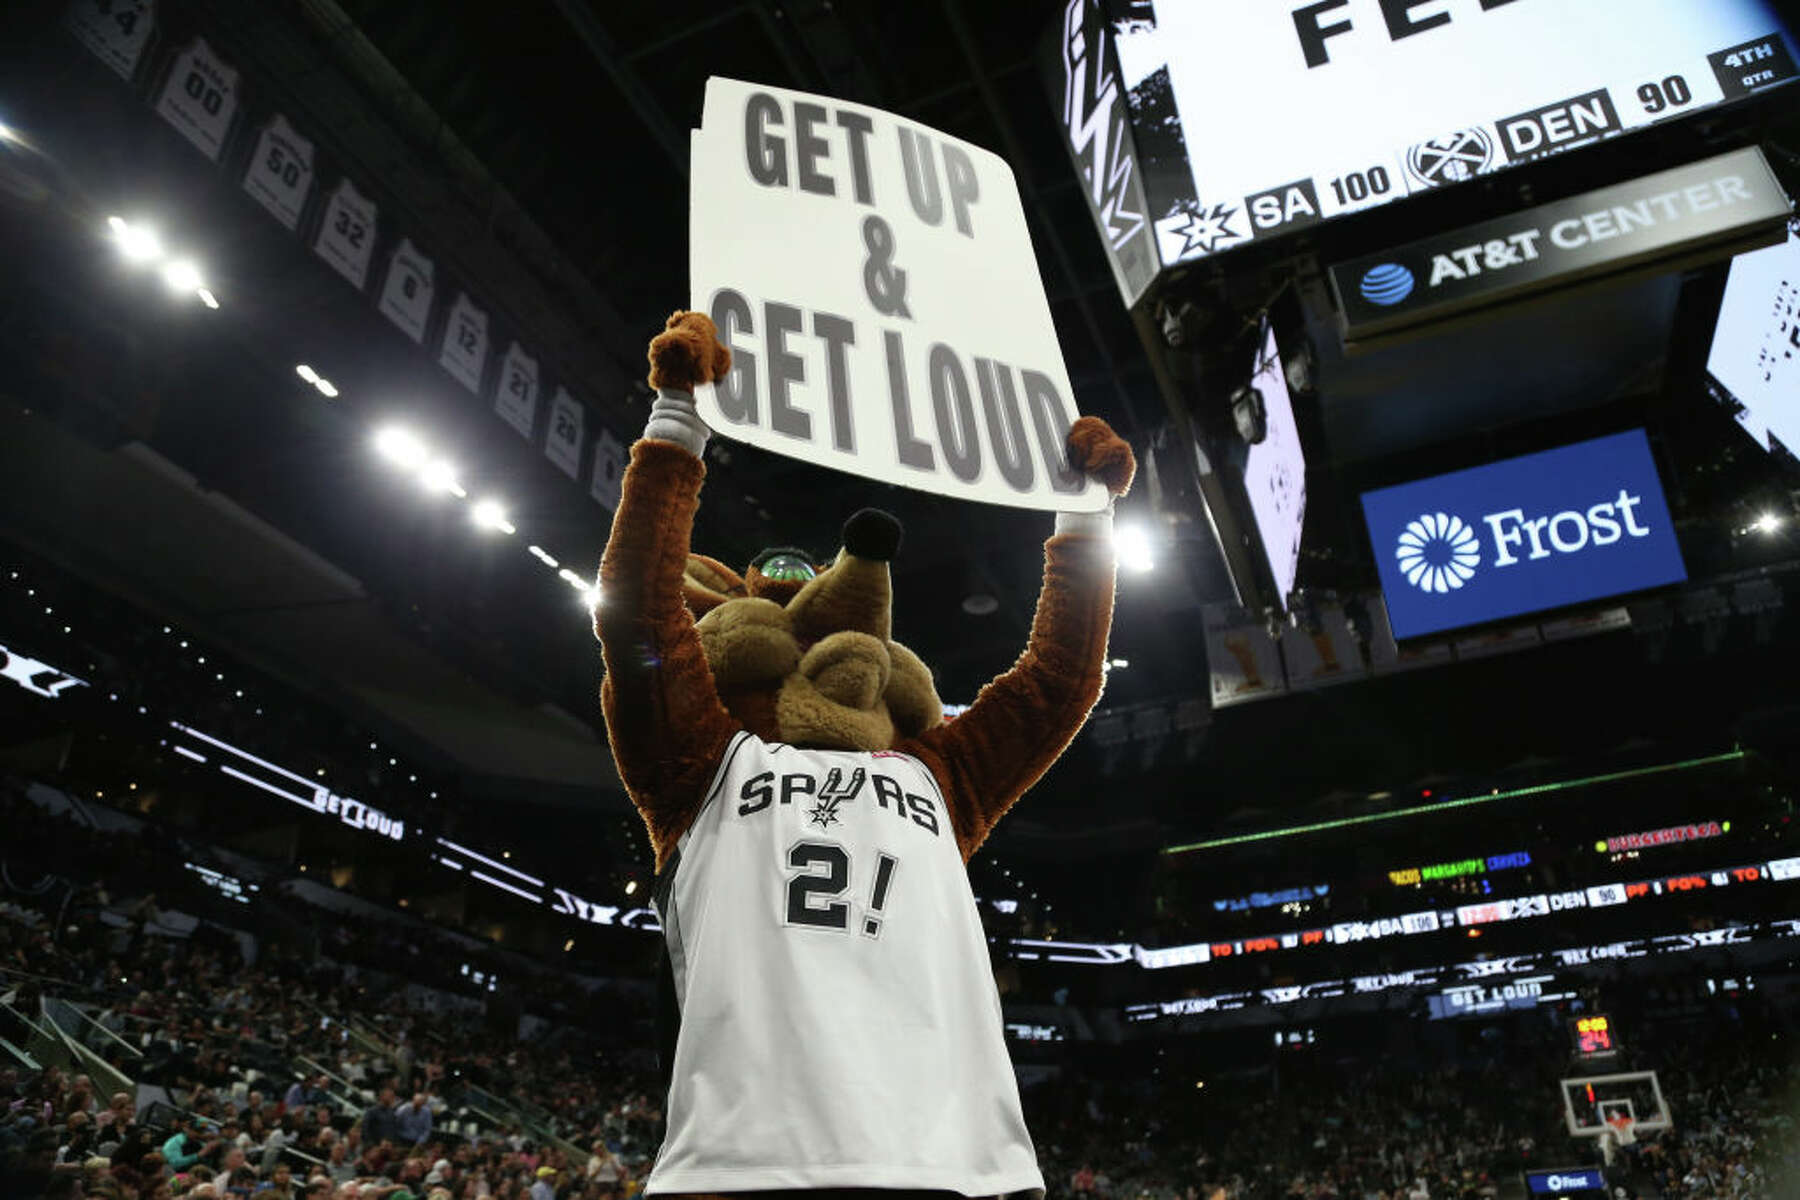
[[595, 311, 1135, 1200]]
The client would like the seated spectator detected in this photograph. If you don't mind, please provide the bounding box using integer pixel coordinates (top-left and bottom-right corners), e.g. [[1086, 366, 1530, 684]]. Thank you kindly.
[[395, 1094, 433, 1147]]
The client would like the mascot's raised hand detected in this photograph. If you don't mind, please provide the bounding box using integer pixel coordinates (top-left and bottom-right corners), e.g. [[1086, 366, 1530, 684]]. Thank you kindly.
[[594, 310, 1132, 1200]]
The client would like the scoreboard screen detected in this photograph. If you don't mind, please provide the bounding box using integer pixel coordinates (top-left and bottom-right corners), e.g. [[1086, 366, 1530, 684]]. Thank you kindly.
[[1098, 0, 1798, 266], [1572, 1013, 1619, 1059]]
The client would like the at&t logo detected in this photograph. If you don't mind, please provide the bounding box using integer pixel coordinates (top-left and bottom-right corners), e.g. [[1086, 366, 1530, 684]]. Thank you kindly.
[[1396, 490, 1655, 596], [1360, 262, 1414, 306]]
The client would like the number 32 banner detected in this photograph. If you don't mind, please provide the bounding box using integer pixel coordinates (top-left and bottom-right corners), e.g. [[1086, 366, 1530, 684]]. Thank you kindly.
[[690, 77, 1106, 513]]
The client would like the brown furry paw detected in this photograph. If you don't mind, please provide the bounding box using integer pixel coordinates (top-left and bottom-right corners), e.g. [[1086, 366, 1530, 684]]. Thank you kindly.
[[1066, 415, 1136, 498], [647, 311, 733, 392]]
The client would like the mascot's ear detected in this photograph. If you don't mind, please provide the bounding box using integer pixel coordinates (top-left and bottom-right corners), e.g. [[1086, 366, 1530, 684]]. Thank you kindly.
[[683, 554, 747, 617]]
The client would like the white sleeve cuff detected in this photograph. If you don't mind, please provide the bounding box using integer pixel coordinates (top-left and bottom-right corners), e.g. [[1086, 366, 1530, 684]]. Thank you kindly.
[[642, 389, 710, 457], [1055, 508, 1113, 538]]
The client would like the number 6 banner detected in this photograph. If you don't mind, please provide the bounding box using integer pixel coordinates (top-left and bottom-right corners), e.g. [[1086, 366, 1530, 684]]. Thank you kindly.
[[243, 115, 316, 232]]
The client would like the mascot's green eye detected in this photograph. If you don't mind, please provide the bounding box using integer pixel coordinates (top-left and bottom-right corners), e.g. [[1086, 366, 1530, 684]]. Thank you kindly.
[[756, 552, 817, 582]]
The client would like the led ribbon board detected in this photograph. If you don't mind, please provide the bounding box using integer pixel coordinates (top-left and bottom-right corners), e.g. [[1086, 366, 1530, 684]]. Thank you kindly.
[[1602, 821, 1724, 853], [1389, 850, 1530, 886], [1361, 430, 1687, 640], [1057, 0, 1796, 281]]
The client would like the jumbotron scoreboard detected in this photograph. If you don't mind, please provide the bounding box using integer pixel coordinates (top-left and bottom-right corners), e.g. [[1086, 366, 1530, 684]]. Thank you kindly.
[[1053, 0, 1799, 302]]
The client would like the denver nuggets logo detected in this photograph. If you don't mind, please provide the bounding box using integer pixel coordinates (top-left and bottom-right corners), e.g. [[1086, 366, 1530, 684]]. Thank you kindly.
[[1406, 129, 1493, 188]]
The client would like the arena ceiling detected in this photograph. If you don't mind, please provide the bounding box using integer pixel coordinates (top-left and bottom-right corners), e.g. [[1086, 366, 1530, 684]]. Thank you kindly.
[[1, 0, 1798, 863]]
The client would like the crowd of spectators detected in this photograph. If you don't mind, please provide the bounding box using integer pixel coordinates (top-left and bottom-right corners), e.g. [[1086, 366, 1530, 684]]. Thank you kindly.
[[7, 773, 1800, 1199], [1026, 992, 1800, 1200]]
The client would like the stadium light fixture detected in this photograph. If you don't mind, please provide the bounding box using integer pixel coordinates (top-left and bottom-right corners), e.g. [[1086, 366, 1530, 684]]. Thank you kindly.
[[109, 217, 163, 264], [196, 288, 219, 309], [373, 426, 428, 470], [471, 499, 516, 535], [527, 545, 559, 568], [419, 459, 465, 498], [313, 378, 339, 398], [296, 364, 320, 384], [160, 258, 203, 295], [1754, 512, 1782, 535], [1113, 523, 1155, 573]]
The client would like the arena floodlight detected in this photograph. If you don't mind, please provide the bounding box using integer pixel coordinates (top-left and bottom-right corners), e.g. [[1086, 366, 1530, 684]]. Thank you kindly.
[[160, 258, 203, 294], [295, 364, 320, 384], [527, 545, 559, 569], [314, 378, 339, 398], [419, 459, 463, 497], [1754, 513, 1782, 534], [197, 289, 219, 309], [373, 426, 429, 471], [557, 568, 588, 590], [472, 499, 516, 535], [111, 218, 163, 264], [1113, 523, 1156, 573]]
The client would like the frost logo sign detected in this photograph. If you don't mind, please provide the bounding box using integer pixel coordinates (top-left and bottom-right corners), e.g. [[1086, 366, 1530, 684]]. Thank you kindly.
[[1362, 431, 1686, 639], [1395, 513, 1479, 593]]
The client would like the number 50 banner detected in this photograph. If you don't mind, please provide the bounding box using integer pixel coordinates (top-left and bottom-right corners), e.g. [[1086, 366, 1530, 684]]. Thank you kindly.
[[690, 77, 1107, 513]]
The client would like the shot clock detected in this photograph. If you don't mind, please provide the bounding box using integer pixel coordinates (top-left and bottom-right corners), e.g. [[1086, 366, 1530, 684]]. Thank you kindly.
[[1572, 1014, 1619, 1060]]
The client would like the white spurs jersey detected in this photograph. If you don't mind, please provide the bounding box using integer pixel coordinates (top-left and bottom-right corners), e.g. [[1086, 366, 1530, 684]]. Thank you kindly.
[[647, 732, 1043, 1196]]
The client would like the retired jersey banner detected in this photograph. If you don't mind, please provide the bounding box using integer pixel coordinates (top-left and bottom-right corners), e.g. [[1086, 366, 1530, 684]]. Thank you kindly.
[[690, 77, 1106, 512], [65, 0, 155, 82], [243, 116, 315, 232], [156, 37, 239, 162]]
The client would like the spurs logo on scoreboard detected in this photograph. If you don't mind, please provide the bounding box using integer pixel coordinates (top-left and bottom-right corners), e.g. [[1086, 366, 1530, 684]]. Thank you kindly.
[[1059, 0, 1146, 253]]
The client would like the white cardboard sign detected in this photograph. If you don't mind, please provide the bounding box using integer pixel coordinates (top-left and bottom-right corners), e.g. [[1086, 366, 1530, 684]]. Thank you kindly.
[[690, 77, 1105, 512]]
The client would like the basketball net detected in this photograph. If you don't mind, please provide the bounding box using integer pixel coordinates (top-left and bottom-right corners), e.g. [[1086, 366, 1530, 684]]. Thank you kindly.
[[1605, 1111, 1637, 1146]]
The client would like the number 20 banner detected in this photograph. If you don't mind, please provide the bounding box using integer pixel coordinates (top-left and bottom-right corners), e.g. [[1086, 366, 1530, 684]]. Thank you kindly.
[[690, 77, 1107, 513]]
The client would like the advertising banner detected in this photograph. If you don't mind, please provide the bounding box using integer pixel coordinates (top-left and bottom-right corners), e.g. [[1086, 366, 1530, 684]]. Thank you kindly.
[[1361, 431, 1687, 640], [1332, 146, 1791, 340]]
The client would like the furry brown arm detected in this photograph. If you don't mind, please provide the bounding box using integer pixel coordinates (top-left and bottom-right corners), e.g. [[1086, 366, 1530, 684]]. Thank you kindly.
[[901, 532, 1116, 861], [597, 440, 742, 870], [595, 315, 742, 870], [899, 416, 1133, 861]]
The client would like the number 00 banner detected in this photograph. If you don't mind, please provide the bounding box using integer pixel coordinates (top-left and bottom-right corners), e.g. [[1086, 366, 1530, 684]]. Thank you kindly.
[[690, 77, 1106, 513]]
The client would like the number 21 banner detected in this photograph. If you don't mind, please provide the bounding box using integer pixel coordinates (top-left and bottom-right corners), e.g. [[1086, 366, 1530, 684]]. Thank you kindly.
[[689, 77, 1106, 512]]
